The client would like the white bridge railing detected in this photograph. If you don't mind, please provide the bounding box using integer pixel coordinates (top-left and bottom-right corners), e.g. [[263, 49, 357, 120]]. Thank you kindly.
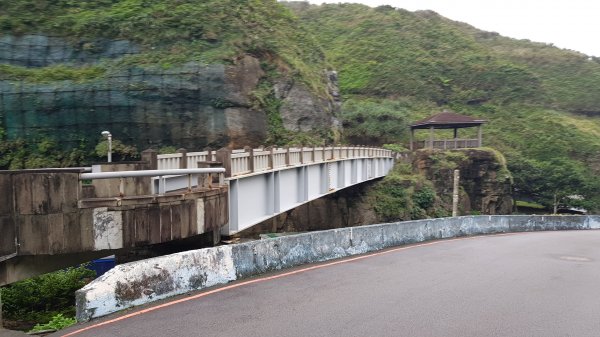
[[157, 146, 394, 178]]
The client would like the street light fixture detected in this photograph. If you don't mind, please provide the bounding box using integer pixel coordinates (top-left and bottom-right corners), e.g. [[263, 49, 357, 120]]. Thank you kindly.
[[101, 130, 112, 163]]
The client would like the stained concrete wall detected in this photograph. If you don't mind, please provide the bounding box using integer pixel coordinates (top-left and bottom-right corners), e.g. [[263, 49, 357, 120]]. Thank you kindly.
[[0, 168, 228, 286], [76, 215, 600, 321]]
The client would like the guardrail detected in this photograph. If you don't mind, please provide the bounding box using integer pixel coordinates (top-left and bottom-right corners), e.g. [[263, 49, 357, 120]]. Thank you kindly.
[[156, 151, 217, 170], [81, 168, 225, 196], [157, 146, 394, 178]]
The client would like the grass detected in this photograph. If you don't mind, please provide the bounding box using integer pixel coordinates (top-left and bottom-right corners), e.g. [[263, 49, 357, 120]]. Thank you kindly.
[[0, 64, 105, 82]]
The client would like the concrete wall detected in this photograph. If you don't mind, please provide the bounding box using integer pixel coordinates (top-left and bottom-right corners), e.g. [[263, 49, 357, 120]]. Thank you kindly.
[[0, 169, 86, 259], [0, 168, 228, 286], [76, 215, 600, 321]]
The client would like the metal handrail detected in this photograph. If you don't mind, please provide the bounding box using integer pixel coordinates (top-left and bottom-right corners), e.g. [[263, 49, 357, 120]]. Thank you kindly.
[[80, 168, 224, 179], [80, 168, 225, 196]]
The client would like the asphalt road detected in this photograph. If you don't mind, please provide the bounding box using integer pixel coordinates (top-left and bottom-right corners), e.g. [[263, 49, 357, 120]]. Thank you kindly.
[[57, 230, 600, 337]]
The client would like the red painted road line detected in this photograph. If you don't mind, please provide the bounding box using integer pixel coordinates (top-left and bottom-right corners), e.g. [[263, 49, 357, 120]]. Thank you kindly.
[[61, 232, 518, 337]]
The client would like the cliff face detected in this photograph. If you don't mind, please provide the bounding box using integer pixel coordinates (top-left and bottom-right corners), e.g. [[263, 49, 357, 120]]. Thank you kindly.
[[0, 34, 339, 151], [413, 149, 513, 215]]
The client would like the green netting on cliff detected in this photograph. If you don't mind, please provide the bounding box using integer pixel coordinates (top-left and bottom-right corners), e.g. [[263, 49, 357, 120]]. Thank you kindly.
[[0, 34, 139, 67], [1, 63, 231, 150]]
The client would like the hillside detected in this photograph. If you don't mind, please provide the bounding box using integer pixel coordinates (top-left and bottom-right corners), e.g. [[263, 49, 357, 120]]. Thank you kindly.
[[287, 2, 600, 211], [1, 0, 599, 211], [0, 0, 337, 168]]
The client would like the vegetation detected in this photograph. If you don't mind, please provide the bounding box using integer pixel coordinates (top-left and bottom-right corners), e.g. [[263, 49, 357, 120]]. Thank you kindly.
[[287, 3, 600, 212], [0, 265, 95, 329], [28, 314, 77, 333], [368, 163, 448, 220], [0, 126, 139, 169], [0, 64, 105, 82], [0, 0, 329, 94], [2, 0, 600, 210]]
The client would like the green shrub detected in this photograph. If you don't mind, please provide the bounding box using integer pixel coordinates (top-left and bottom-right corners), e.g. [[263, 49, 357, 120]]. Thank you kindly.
[[29, 314, 77, 333], [0, 265, 95, 325], [413, 186, 435, 209], [382, 143, 409, 153]]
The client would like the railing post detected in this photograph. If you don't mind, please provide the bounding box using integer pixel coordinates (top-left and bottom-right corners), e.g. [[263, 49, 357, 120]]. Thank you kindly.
[[244, 146, 255, 173], [119, 178, 125, 197], [201, 173, 210, 189], [177, 148, 187, 169], [285, 147, 290, 166], [204, 148, 213, 162], [216, 148, 232, 178], [267, 146, 274, 170], [141, 149, 158, 170]]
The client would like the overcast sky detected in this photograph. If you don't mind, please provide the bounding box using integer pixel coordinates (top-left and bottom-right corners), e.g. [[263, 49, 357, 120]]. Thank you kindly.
[[306, 0, 600, 57]]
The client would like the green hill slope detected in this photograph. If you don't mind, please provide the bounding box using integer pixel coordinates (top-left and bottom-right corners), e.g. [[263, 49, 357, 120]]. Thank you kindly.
[[287, 2, 600, 211], [0, 0, 335, 168], [0, 0, 327, 85]]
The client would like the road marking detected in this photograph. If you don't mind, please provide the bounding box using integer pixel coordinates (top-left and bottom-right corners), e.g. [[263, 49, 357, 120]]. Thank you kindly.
[[61, 232, 518, 336]]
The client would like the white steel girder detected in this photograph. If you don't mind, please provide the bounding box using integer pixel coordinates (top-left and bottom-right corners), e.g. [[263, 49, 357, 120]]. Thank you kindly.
[[223, 157, 395, 235]]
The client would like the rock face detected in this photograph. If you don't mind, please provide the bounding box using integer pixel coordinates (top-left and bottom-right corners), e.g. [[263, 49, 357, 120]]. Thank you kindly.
[[275, 70, 341, 134], [0, 35, 337, 150], [413, 149, 513, 215]]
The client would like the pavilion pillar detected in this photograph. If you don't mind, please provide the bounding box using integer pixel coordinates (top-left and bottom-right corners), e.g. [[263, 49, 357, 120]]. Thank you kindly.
[[453, 128, 458, 139], [429, 126, 434, 149], [477, 125, 483, 147], [409, 128, 414, 151]]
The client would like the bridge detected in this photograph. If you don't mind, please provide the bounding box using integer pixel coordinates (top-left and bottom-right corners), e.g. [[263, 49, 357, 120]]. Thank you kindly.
[[0, 146, 394, 285]]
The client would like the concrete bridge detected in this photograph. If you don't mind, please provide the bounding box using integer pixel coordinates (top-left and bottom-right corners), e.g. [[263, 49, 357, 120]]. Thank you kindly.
[[0, 146, 394, 285]]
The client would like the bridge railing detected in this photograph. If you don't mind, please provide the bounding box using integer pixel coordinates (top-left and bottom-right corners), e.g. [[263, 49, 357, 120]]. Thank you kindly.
[[157, 146, 394, 177], [81, 168, 226, 197], [157, 146, 394, 178]]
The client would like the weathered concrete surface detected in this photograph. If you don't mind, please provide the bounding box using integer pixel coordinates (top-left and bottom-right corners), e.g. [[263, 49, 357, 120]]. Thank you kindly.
[[76, 215, 600, 321], [76, 246, 236, 321], [0, 168, 228, 286]]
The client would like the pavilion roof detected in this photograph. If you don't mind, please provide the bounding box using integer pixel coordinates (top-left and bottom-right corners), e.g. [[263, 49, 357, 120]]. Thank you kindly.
[[411, 111, 487, 129]]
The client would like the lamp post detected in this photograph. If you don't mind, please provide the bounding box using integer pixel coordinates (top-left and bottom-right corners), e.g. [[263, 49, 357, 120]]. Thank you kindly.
[[101, 131, 112, 163]]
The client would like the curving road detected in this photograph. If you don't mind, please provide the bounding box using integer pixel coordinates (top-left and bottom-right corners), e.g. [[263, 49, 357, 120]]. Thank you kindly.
[[57, 230, 600, 337]]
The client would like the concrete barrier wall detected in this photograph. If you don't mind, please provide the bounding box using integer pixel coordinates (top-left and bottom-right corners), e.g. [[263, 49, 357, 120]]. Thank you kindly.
[[76, 215, 600, 321]]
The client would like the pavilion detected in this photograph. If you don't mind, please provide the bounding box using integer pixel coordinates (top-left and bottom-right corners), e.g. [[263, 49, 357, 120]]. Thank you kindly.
[[409, 110, 487, 150]]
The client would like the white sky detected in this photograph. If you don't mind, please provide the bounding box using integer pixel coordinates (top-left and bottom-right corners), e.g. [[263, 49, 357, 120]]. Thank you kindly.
[[306, 0, 600, 57]]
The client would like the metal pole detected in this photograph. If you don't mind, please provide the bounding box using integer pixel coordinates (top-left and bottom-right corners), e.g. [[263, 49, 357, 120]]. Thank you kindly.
[[102, 131, 112, 163], [452, 169, 460, 217], [107, 134, 112, 163]]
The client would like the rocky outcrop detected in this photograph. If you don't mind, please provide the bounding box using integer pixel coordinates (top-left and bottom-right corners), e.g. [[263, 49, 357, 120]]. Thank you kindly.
[[413, 149, 513, 215], [274, 70, 341, 134]]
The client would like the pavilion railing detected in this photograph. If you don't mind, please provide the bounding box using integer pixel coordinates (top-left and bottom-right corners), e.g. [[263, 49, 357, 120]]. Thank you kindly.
[[413, 139, 480, 150]]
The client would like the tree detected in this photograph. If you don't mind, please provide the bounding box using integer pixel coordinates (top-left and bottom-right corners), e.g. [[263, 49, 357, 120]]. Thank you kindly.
[[510, 156, 591, 213]]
